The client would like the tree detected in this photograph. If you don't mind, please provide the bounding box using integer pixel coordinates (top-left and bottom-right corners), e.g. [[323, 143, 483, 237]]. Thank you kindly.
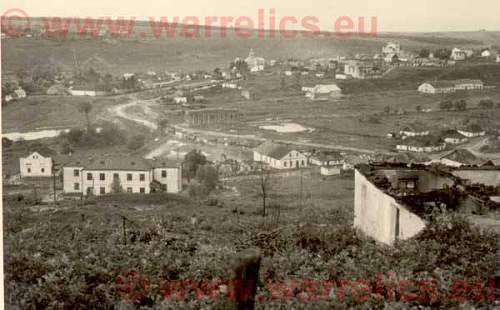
[[434, 48, 451, 60], [454, 100, 467, 111], [440, 100, 453, 111], [195, 164, 219, 192], [255, 164, 274, 218], [418, 48, 430, 58], [111, 177, 123, 194], [415, 105, 422, 113], [383, 105, 391, 114], [188, 181, 209, 202], [77, 102, 93, 131], [184, 150, 207, 181], [478, 99, 494, 109]]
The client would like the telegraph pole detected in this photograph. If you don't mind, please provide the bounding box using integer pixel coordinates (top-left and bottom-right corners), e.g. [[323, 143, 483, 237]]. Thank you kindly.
[[299, 168, 303, 210], [52, 165, 57, 204]]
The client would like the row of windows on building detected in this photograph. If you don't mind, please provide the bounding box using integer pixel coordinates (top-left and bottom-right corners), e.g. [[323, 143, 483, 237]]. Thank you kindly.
[[283, 160, 306, 168], [73, 169, 168, 179], [73, 183, 147, 194], [26, 167, 47, 173]]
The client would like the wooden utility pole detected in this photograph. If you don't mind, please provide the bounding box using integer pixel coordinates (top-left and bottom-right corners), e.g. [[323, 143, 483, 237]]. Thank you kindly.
[[122, 216, 127, 245], [299, 168, 303, 210], [52, 166, 57, 204]]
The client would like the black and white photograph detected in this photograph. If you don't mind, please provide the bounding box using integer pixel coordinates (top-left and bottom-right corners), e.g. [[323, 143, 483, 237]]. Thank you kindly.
[[1, 0, 500, 308]]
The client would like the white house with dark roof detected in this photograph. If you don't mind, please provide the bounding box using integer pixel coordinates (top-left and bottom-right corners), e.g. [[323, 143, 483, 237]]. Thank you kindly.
[[441, 129, 468, 144], [437, 149, 485, 167], [458, 124, 486, 138], [62, 156, 182, 196], [19, 151, 53, 177], [396, 136, 446, 153], [253, 141, 308, 169], [400, 123, 429, 137]]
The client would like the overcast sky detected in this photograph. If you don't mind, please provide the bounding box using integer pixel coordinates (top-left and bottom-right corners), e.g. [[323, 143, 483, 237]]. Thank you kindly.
[[2, 0, 499, 32]]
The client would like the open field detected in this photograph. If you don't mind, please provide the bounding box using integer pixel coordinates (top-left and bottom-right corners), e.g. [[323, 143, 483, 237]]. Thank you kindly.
[[3, 30, 499, 75]]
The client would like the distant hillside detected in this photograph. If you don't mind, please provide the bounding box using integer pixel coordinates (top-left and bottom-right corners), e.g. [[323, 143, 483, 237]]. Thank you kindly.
[[2, 25, 499, 76]]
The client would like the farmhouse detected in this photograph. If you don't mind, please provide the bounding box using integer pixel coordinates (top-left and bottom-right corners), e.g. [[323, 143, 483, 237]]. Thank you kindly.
[[185, 108, 241, 126], [304, 84, 342, 100], [309, 150, 344, 166], [481, 49, 491, 57], [440, 129, 468, 144], [19, 151, 54, 178], [244, 49, 265, 72], [450, 48, 466, 61], [417, 81, 456, 94], [343, 60, 382, 79], [382, 42, 402, 56], [310, 150, 345, 176], [418, 79, 484, 94], [4, 87, 27, 102], [62, 156, 182, 196], [174, 96, 188, 104], [253, 141, 308, 170], [453, 79, 484, 91], [457, 124, 486, 137], [438, 149, 484, 167], [69, 88, 109, 96], [354, 163, 500, 245], [396, 135, 446, 153], [400, 123, 429, 137]]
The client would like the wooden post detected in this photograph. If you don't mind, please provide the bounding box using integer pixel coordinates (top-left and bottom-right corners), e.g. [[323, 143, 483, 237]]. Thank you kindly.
[[233, 248, 261, 310], [122, 216, 127, 245], [52, 168, 57, 205]]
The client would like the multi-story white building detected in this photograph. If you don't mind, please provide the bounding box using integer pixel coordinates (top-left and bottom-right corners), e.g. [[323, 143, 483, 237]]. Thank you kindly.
[[63, 156, 182, 196], [19, 151, 53, 177]]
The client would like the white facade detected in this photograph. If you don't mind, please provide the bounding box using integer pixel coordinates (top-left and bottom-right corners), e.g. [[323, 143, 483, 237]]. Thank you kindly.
[[354, 169, 426, 245], [396, 143, 446, 153], [320, 165, 342, 176], [70, 89, 108, 96], [418, 83, 455, 94], [451, 48, 466, 61], [19, 152, 53, 177], [253, 150, 308, 170], [457, 130, 486, 138], [481, 50, 491, 57], [174, 97, 188, 104], [63, 165, 182, 196]]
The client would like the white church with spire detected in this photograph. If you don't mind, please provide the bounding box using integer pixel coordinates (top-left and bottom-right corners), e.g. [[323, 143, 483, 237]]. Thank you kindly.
[[244, 49, 265, 72]]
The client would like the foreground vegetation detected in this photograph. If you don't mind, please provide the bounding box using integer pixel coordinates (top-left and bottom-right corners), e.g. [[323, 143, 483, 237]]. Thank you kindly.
[[3, 189, 498, 308]]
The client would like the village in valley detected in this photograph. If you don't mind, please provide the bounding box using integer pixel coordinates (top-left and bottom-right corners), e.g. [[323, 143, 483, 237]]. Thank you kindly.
[[2, 16, 500, 308]]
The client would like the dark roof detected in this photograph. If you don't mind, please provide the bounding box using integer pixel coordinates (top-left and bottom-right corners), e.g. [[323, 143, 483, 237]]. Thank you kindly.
[[440, 149, 484, 166], [459, 124, 483, 133], [399, 135, 444, 147], [424, 81, 455, 88], [63, 155, 180, 170], [254, 141, 293, 159], [441, 129, 466, 139], [311, 150, 343, 162], [401, 122, 428, 133], [381, 152, 431, 164]]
